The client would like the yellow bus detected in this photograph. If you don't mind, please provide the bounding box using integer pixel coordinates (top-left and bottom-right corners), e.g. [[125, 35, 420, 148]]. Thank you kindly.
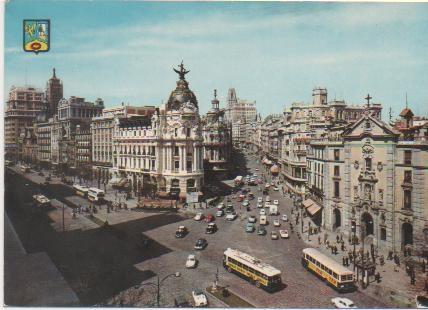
[[223, 248, 282, 291], [73, 184, 89, 198], [302, 248, 355, 292]]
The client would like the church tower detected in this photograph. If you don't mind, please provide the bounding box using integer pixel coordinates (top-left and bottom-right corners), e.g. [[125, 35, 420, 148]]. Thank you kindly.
[[45, 68, 63, 118]]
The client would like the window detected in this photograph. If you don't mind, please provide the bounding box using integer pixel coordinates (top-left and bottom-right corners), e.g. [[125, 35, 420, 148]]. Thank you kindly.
[[380, 227, 386, 241], [404, 171, 412, 183], [404, 150, 412, 165], [365, 158, 372, 170], [334, 149, 340, 161], [186, 128, 191, 137], [334, 181, 340, 198], [186, 160, 192, 171], [334, 166, 340, 176], [174, 161, 180, 170], [403, 190, 412, 209], [174, 146, 179, 156], [174, 128, 178, 137]]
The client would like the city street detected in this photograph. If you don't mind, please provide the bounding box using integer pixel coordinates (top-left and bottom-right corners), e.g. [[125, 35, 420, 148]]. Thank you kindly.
[[4, 152, 393, 307]]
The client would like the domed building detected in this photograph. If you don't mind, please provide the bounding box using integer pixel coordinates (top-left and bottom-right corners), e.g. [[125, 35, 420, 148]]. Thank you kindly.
[[112, 63, 204, 201]]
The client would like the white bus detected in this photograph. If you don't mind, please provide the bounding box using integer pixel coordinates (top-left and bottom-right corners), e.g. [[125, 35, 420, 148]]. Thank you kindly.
[[301, 248, 355, 292], [234, 176, 243, 186], [73, 184, 89, 198], [88, 187, 105, 203], [223, 248, 282, 291]]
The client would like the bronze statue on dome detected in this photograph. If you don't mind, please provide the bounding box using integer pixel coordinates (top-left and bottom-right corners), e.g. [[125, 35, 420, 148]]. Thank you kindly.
[[173, 61, 190, 80]]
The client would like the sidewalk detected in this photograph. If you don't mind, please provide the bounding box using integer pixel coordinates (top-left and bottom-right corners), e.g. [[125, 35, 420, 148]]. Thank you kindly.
[[298, 213, 426, 307]]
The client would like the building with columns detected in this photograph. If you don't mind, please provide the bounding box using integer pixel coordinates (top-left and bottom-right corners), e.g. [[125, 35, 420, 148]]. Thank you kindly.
[[201, 90, 232, 179], [306, 104, 428, 254], [111, 63, 204, 200]]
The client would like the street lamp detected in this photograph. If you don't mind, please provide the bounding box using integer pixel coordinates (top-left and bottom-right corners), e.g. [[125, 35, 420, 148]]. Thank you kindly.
[[351, 219, 356, 271], [139, 272, 181, 307]]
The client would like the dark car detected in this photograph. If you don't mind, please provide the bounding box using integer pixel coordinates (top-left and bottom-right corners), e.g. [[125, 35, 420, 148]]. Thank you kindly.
[[257, 226, 267, 236], [174, 295, 192, 308], [194, 238, 208, 250], [206, 223, 217, 234], [175, 226, 188, 238]]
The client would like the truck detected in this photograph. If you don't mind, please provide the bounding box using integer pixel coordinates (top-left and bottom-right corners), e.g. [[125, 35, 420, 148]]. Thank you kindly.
[[269, 204, 278, 216]]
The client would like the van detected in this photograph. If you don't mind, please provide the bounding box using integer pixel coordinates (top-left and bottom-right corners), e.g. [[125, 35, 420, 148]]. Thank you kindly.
[[260, 215, 267, 225]]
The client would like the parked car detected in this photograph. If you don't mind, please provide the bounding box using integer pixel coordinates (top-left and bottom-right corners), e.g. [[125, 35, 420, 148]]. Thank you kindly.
[[242, 200, 250, 207], [259, 215, 268, 225], [248, 215, 257, 223], [257, 203, 263, 208], [205, 214, 215, 223], [273, 186, 279, 191], [245, 222, 255, 233], [255, 168, 259, 171], [273, 199, 279, 205], [279, 229, 289, 239], [282, 214, 288, 222], [216, 209, 224, 217], [257, 226, 267, 235], [273, 219, 280, 227], [174, 295, 192, 308], [206, 223, 217, 234], [257, 197, 263, 203], [194, 238, 208, 250], [226, 212, 237, 221], [192, 289, 208, 307], [271, 231, 279, 240], [259, 209, 266, 216], [331, 297, 357, 309], [194, 213, 204, 221], [175, 226, 188, 238], [265, 195, 271, 202], [186, 254, 197, 268]]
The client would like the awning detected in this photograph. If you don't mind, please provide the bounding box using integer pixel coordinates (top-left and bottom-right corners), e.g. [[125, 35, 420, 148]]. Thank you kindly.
[[302, 199, 314, 208], [303, 198, 322, 216], [307, 203, 321, 216], [157, 191, 169, 198]]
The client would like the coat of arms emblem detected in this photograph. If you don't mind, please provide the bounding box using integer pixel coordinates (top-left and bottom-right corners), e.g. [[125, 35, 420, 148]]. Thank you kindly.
[[23, 19, 50, 54]]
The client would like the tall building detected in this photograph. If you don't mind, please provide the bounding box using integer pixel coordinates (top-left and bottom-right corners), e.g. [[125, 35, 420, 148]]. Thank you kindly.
[[201, 90, 232, 179], [225, 88, 257, 145], [5, 86, 45, 160], [280, 88, 381, 196], [45, 68, 63, 118], [91, 105, 156, 180], [111, 63, 204, 200]]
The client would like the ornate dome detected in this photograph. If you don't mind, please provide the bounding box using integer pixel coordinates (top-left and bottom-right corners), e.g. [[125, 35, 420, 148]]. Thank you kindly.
[[167, 62, 198, 111]]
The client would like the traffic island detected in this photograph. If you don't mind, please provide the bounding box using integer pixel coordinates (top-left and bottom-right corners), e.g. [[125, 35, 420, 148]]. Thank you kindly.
[[206, 286, 255, 308]]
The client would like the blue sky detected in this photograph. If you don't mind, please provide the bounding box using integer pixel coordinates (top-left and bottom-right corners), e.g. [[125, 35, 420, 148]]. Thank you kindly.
[[5, 1, 428, 119]]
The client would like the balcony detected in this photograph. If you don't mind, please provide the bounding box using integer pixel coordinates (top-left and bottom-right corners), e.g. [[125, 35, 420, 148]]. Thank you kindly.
[[294, 149, 307, 156]]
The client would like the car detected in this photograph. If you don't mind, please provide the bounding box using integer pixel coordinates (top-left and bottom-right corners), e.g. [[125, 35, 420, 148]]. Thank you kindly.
[[257, 203, 263, 208], [253, 173, 258, 177], [282, 214, 288, 222], [273, 186, 279, 191], [259, 209, 266, 216], [273, 219, 280, 227], [192, 289, 208, 307], [205, 214, 215, 223], [226, 212, 237, 221], [237, 195, 244, 202], [265, 183, 270, 188], [271, 231, 279, 240], [242, 200, 250, 207], [206, 223, 217, 234], [257, 197, 263, 203], [174, 295, 192, 308], [245, 222, 255, 233], [194, 238, 208, 250], [248, 215, 257, 223], [265, 196, 271, 202], [175, 226, 188, 238], [257, 226, 267, 235], [279, 229, 289, 239], [217, 203, 225, 210], [273, 199, 279, 205], [264, 202, 270, 208], [331, 297, 357, 309], [194, 212, 204, 221], [216, 210, 224, 217], [226, 207, 235, 214], [186, 254, 197, 268]]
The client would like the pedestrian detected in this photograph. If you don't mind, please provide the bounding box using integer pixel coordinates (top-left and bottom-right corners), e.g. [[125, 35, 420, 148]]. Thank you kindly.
[[331, 246, 334, 254], [336, 235, 340, 243], [422, 260, 426, 273], [388, 250, 393, 260], [345, 257, 349, 267], [411, 274, 416, 285], [375, 272, 381, 283], [380, 255, 385, 266], [341, 243, 345, 252], [318, 235, 321, 245], [342, 257, 346, 266]]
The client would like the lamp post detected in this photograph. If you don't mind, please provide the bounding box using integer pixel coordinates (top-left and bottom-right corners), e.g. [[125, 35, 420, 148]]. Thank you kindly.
[[139, 272, 181, 307], [351, 219, 356, 271]]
